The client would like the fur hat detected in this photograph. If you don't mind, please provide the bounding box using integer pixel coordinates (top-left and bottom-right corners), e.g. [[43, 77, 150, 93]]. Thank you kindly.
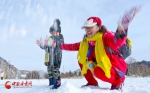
[[49, 19, 61, 33]]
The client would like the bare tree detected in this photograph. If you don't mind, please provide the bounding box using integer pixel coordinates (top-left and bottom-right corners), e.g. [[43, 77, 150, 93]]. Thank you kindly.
[[127, 57, 150, 77], [26, 72, 31, 79], [44, 72, 48, 79], [30, 71, 40, 79]]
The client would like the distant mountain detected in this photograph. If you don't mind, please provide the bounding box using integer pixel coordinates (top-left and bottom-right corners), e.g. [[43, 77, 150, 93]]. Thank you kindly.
[[128, 60, 150, 66], [140, 60, 150, 66], [0, 57, 21, 79], [0, 57, 47, 79]]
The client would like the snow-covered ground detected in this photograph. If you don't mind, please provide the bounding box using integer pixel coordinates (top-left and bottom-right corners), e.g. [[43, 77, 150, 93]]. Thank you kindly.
[[0, 77, 150, 93]]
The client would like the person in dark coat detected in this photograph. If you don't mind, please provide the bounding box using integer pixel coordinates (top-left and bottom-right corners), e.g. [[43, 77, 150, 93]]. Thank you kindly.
[[36, 19, 64, 89]]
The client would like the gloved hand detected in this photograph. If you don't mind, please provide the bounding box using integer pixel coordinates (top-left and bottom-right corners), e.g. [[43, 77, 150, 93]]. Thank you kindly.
[[118, 6, 141, 32]]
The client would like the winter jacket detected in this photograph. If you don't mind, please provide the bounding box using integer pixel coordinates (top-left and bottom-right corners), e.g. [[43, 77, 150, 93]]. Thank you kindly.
[[41, 34, 64, 68], [61, 30, 127, 76]]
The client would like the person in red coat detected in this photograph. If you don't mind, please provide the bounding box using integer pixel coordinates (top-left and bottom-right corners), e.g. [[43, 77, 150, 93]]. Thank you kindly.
[[61, 16, 132, 90]]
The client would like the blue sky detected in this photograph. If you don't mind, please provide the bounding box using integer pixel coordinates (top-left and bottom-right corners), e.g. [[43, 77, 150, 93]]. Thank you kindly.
[[0, 0, 150, 72]]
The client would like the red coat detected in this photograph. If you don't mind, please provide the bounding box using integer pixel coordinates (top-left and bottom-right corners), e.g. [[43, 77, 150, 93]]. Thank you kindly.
[[61, 31, 127, 72], [61, 31, 127, 85]]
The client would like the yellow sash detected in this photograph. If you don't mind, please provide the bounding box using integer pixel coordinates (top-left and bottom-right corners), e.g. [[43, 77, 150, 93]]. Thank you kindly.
[[77, 33, 112, 78]]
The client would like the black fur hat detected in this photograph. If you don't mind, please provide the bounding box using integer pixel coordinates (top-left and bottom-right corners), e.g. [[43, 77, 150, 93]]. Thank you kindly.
[[54, 19, 61, 26], [49, 19, 61, 33]]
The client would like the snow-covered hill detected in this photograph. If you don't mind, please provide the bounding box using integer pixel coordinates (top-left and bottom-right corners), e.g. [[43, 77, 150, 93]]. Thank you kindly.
[[0, 57, 20, 79]]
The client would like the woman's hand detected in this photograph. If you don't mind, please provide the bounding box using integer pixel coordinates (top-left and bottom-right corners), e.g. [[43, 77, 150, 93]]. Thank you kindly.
[[118, 6, 140, 33]]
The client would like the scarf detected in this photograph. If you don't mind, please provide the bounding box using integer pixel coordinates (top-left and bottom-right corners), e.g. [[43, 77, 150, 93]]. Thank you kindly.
[[77, 33, 112, 78]]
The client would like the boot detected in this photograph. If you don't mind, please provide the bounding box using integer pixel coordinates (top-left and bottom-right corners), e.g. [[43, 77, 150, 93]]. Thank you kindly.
[[81, 83, 99, 88], [52, 76, 61, 89], [110, 84, 123, 90]]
